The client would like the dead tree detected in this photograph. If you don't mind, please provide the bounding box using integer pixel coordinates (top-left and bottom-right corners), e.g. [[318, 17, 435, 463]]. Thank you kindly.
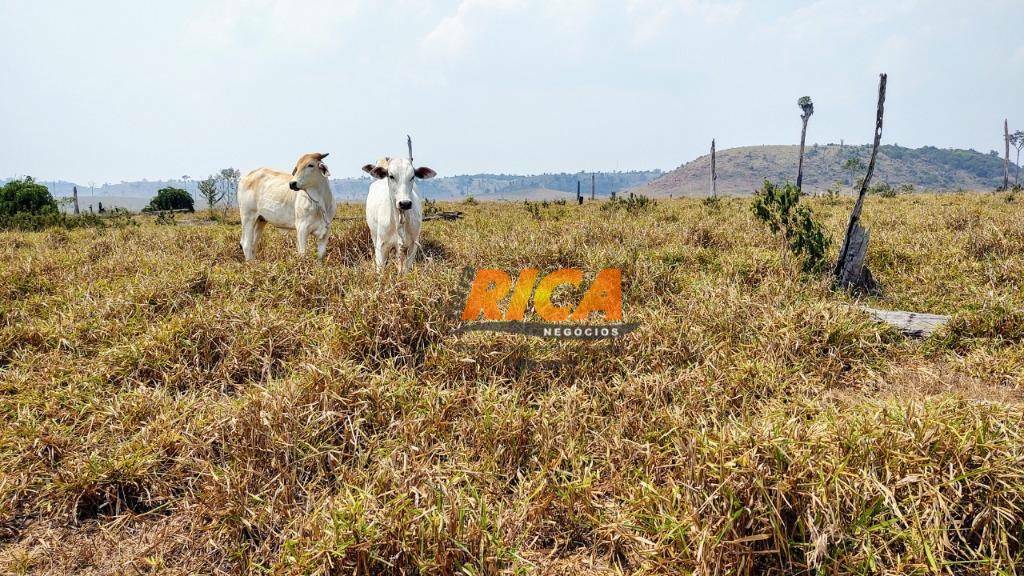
[[72, 185, 80, 215], [834, 73, 886, 293], [796, 96, 814, 193], [591, 173, 595, 200], [1004, 119, 1010, 190], [709, 139, 717, 197], [576, 180, 583, 205]]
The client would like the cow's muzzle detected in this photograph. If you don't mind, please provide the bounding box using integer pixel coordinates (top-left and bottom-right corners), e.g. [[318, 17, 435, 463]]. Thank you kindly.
[[398, 200, 412, 211], [289, 181, 300, 191]]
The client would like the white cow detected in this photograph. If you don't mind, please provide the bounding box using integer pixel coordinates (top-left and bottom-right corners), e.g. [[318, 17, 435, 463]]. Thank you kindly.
[[238, 152, 336, 261], [362, 156, 436, 273]]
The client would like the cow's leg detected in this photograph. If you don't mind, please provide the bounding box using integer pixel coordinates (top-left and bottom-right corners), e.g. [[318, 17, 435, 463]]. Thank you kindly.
[[394, 244, 405, 273], [252, 218, 267, 257], [296, 223, 310, 257], [373, 238, 387, 272], [240, 215, 257, 261], [314, 226, 329, 260], [400, 241, 418, 274]]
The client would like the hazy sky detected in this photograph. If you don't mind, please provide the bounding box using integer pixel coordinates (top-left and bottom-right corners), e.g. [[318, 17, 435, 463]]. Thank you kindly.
[[1, 0, 1021, 183]]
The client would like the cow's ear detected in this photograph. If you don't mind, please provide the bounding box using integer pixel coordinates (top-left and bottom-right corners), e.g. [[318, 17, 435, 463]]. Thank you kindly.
[[362, 164, 388, 179], [415, 166, 437, 180], [319, 163, 330, 176]]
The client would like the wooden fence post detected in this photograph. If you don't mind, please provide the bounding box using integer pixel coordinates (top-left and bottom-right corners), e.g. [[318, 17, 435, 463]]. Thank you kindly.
[[834, 73, 886, 293], [710, 139, 717, 197], [1004, 119, 1011, 191]]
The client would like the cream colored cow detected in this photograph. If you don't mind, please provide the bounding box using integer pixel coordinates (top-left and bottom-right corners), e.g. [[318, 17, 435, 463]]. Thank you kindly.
[[238, 153, 336, 261]]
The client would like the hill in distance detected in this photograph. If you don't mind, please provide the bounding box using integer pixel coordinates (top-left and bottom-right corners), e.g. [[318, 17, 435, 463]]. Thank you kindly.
[[635, 144, 1020, 197], [8, 144, 1019, 207]]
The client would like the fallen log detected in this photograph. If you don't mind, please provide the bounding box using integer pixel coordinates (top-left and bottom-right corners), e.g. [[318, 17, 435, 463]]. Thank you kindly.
[[858, 306, 950, 338], [423, 211, 464, 221], [334, 211, 463, 223]]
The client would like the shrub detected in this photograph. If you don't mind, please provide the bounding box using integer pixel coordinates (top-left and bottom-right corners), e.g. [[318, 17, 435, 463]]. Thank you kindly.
[[523, 200, 566, 221], [824, 182, 844, 200], [701, 195, 722, 210], [144, 187, 194, 212], [601, 192, 654, 214], [751, 180, 831, 273], [155, 212, 177, 225], [0, 177, 57, 217], [423, 198, 439, 217], [869, 182, 896, 197], [524, 200, 542, 220]]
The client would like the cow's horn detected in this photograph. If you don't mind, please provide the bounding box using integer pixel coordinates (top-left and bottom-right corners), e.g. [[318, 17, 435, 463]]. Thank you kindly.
[[407, 135, 413, 162], [316, 152, 329, 160]]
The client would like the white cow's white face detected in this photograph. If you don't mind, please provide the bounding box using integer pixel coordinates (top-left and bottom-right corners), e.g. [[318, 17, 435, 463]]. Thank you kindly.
[[289, 152, 330, 192], [363, 157, 436, 211]]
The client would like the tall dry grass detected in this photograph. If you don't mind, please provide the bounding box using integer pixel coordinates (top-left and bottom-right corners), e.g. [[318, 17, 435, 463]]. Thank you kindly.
[[1, 193, 1022, 574]]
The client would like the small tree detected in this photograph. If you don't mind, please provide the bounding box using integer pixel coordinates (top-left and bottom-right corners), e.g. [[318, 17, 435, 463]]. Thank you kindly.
[[0, 177, 58, 217], [216, 168, 241, 209], [144, 187, 194, 212], [197, 175, 224, 213], [1010, 130, 1024, 186], [842, 156, 864, 187], [752, 180, 830, 273], [796, 96, 814, 192]]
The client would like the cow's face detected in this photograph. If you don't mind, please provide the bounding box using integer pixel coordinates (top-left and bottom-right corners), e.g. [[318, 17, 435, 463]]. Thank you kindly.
[[362, 157, 436, 212], [289, 152, 330, 191]]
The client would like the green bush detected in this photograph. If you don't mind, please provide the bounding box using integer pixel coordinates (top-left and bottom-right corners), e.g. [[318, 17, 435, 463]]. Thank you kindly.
[[701, 195, 722, 210], [601, 192, 654, 214], [869, 182, 896, 197], [0, 177, 57, 217], [423, 198, 439, 217], [143, 187, 194, 212], [752, 180, 831, 273]]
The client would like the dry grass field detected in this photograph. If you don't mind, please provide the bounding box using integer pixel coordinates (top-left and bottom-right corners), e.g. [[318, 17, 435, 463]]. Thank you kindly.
[[1, 193, 1023, 574]]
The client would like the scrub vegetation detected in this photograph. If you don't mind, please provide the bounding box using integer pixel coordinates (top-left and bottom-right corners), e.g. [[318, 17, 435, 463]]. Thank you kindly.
[[1, 193, 1023, 574]]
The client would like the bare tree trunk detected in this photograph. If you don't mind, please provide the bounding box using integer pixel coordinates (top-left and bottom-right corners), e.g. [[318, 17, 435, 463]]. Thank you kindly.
[[1005, 119, 1011, 190], [72, 185, 80, 215], [710, 139, 717, 197], [834, 73, 886, 292], [797, 118, 809, 193], [577, 180, 582, 205], [591, 173, 595, 200]]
